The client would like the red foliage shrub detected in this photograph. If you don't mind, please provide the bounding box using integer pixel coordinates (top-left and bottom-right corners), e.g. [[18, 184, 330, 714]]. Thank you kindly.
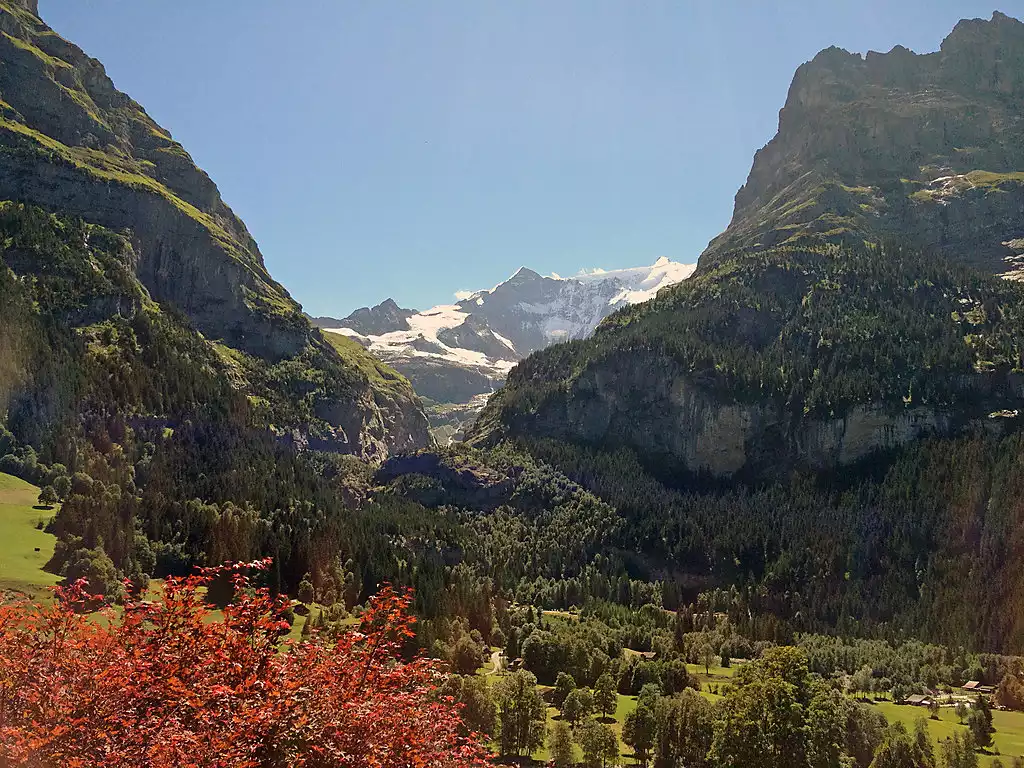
[[0, 560, 489, 767]]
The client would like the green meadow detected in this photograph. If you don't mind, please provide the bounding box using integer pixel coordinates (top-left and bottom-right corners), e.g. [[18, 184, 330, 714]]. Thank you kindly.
[[872, 700, 1024, 766], [0, 471, 59, 600]]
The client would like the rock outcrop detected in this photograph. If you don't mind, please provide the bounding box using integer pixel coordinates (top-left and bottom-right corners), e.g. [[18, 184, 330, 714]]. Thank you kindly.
[[478, 344, 1024, 479], [0, 1, 431, 459], [702, 11, 1024, 278], [375, 451, 515, 510], [318, 298, 416, 337]]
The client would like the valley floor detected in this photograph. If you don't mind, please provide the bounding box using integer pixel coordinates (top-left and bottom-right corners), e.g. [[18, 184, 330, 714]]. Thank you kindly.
[[5, 470, 1024, 766], [480, 648, 1024, 766]]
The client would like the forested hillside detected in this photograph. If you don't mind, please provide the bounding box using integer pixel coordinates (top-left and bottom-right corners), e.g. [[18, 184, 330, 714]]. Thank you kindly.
[[0, 201, 431, 597], [0, 0, 429, 461], [473, 241, 1024, 477], [466, 12, 1024, 659]]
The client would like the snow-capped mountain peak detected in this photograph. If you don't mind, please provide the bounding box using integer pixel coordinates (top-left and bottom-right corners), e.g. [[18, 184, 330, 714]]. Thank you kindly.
[[315, 257, 696, 438]]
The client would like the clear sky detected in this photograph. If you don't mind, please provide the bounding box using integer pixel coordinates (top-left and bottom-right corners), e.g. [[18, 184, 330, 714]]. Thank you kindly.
[[40, 1, 1021, 316]]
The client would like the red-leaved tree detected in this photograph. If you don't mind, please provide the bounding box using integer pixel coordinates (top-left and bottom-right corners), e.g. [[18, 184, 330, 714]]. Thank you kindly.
[[0, 560, 489, 767]]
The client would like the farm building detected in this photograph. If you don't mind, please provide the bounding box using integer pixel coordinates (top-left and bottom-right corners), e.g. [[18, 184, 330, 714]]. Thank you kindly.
[[963, 681, 996, 695]]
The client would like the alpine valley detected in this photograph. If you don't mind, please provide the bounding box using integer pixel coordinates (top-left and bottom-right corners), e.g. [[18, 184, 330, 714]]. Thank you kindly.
[[6, 3, 1024, 766], [314, 258, 696, 441]]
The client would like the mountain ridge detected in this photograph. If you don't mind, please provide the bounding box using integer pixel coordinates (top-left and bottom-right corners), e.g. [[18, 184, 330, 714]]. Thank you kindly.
[[700, 10, 1024, 278], [0, 0, 430, 460], [472, 11, 1024, 478]]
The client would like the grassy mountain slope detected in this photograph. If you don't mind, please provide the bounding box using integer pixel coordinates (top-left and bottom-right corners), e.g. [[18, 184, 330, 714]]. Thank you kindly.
[[0, 0, 430, 460]]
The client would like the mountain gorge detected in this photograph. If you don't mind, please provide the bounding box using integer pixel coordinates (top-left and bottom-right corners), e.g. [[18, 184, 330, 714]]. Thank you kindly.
[[317, 258, 695, 440], [5, 0, 1024, 655], [7, 4, 1024, 763]]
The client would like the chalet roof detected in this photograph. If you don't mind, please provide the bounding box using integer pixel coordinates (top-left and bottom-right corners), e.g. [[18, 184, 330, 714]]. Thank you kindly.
[[906, 694, 930, 704]]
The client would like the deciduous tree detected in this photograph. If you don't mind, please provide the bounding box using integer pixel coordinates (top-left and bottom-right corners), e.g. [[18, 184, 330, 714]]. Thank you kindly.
[[869, 721, 934, 768], [595, 673, 617, 720], [0, 560, 488, 768], [997, 674, 1024, 711], [553, 671, 577, 708], [493, 669, 546, 757], [563, 687, 595, 727], [577, 719, 619, 768], [623, 701, 657, 767], [549, 720, 575, 768], [37, 484, 57, 507]]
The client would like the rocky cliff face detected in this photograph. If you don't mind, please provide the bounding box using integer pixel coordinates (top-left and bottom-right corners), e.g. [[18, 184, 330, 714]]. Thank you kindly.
[[321, 298, 416, 337], [0, 1, 430, 459], [702, 11, 1024, 278], [483, 346, 1024, 479]]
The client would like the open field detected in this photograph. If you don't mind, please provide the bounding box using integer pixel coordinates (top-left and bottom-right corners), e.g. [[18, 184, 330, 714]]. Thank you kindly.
[[872, 700, 1024, 765], [0, 472, 60, 600]]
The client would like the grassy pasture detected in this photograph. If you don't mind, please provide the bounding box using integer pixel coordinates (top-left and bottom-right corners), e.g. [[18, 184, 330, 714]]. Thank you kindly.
[[872, 700, 1024, 766], [0, 472, 60, 600]]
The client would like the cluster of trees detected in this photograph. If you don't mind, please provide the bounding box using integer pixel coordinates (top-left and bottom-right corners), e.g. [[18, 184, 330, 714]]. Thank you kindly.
[[799, 634, 1024, 701], [435, 643, 1020, 768], [550, 717, 620, 768], [499, 603, 702, 698]]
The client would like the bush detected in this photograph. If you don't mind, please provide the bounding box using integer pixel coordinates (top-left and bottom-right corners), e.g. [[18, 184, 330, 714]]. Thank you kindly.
[[0, 563, 488, 766]]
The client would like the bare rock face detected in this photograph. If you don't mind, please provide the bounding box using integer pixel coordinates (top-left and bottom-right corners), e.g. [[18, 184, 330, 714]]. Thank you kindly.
[[480, 349, 1024, 479], [327, 299, 417, 337], [702, 11, 1024, 278], [375, 452, 515, 510], [0, 1, 431, 459]]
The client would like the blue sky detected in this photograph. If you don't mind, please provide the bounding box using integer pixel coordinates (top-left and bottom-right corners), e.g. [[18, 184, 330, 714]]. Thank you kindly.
[[41, 1, 1021, 316]]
